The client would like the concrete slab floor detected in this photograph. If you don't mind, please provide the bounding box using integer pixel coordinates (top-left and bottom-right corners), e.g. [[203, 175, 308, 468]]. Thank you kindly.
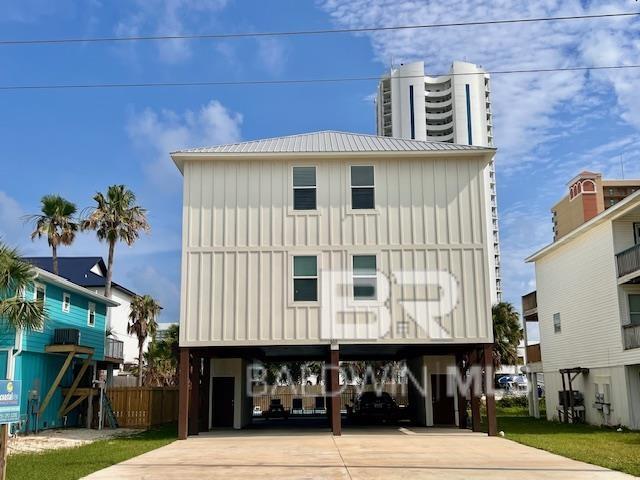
[[83, 427, 634, 480]]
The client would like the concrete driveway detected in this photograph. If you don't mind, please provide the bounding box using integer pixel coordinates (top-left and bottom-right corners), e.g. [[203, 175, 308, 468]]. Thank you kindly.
[[83, 427, 634, 479]]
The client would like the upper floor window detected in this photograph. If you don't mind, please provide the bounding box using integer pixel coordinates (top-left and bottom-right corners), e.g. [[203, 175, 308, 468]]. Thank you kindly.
[[351, 166, 375, 209], [353, 255, 377, 300], [292, 166, 316, 210], [553, 312, 561, 333], [62, 292, 71, 313], [34, 283, 46, 332], [34, 283, 46, 304], [629, 295, 640, 325], [293, 256, 317, 302], [87, 302, 96, 326]]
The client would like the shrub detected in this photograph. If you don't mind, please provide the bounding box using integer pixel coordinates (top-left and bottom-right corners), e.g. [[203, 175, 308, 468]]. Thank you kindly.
[[497, 395, 529, 408]]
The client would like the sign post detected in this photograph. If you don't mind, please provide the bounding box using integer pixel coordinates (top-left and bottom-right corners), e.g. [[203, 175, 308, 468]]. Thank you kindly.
[[0, 380, 21, 480]]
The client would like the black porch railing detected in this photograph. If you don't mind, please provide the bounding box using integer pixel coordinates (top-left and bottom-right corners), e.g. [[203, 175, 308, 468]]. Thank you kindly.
[[616, 243, 640, 278]]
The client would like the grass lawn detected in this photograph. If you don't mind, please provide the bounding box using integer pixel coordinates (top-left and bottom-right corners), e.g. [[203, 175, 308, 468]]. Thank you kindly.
[[8, 424, 177, 480], [487, 413, 640, 477]]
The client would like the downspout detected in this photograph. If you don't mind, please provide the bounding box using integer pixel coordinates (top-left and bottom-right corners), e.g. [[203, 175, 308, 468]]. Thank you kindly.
[[6, 328, 23, 381]]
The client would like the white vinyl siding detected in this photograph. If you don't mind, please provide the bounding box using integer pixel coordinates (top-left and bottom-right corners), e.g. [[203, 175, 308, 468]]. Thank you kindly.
[[535, 220, 640, 371], [179, 155, 493, 346]]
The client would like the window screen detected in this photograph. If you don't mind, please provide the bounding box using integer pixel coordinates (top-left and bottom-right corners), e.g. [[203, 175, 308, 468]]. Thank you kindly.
[[293, 256, 318, 301], [293, 166, 316, 210], [351, 166, 374, 209]]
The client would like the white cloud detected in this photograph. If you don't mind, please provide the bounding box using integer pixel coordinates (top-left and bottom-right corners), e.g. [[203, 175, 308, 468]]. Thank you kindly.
[[0, 191, 27, 246], [318, 0, 640, 166], [256, 38, 288, 75], [319, 0, 640, 310], [114, 0, 229, 63], [126, 99, 243, 186]]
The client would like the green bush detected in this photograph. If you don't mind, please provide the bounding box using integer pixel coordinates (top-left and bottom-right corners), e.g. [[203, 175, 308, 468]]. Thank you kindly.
[[497, 395, 529, 408]]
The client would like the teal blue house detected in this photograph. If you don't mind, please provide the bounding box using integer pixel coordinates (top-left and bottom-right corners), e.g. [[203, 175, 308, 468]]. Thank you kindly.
[[0, 266, 120, 432]]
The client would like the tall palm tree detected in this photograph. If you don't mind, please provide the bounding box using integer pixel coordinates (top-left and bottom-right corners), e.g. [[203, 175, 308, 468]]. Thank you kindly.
[[0, 242, 46, 331], [82, 185, 150, 298], [27, 195, 78, 275], [491, 302, 524, 369], [128, 294, 161, 387]]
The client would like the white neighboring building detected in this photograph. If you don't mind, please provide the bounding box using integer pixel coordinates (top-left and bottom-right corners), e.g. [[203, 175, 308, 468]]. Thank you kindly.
[[525, 191, 640, 429], [376, 61, 500, 301], [24, 257, 147, 369]]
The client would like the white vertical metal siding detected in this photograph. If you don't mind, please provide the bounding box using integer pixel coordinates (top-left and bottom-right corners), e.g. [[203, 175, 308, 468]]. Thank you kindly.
[[180, 155, 493, 346]]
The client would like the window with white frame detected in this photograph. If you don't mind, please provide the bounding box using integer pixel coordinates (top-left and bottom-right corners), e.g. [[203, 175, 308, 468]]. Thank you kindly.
[[62, 292, 71, 313], [292, 166, 316, 210], [33, 283, 46, 332], [352, 255, 377, 300], [87, 302, 96, 326], [629, 294, 640, 325], [34, 283, 46, 305], [350, 165, 375, 209], [553, 312, 561, 333], [293, 256, 318, 302]]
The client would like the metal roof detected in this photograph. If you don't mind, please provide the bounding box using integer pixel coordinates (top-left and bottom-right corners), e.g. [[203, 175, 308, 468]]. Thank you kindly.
[[24, 257, 137, 297], [171, 131, 493, 155]]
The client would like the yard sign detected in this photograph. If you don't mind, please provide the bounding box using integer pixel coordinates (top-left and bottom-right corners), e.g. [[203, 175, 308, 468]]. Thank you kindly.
[[0, 381, 20, 424]]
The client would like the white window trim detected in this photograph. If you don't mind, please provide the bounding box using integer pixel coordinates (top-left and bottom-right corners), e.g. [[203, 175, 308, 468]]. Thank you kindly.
[[62, 292, 71, 313], [34, 283, 46, 332], [351, 253, 379, 303], [288, 164, 320, 216], [289, 253, 320, 306], [347, 164, 379, 215], [87, 302, 96, 327], [627, 292, 640, 326]]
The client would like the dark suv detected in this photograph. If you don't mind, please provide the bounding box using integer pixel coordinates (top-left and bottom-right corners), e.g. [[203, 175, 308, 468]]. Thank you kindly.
[[349, 392, 399, 423]]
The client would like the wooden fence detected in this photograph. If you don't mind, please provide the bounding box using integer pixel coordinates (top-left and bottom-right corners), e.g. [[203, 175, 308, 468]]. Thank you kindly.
[[107, 387, 179, 428]]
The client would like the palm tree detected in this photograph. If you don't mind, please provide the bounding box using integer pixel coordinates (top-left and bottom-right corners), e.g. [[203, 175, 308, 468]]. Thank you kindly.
[[128, 294, 161, 387], [0, 242, 46, 331], [491, 302, 524, 369], [82, 185, 150, 298], [27, 195, 78, 275]]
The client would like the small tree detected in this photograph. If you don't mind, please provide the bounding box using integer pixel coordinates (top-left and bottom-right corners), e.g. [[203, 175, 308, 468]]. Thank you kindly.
[[492, 302, 523, 369], [128, 295, 161, 387], [144, 324, 179, 386], [27, 195, 78, 275], [0, 242, 46, 331], [82, 185, 150, 298]]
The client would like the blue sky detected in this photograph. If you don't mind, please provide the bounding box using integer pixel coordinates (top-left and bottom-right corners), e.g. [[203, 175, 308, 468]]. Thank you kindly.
[[1, 0, 639, 331]]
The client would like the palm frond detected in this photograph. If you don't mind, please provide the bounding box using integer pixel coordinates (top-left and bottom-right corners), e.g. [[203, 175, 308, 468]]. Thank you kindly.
[[0, 297, 45, 331]]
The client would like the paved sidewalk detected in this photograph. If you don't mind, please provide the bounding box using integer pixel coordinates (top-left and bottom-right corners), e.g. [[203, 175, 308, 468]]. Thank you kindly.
[[83, 427, 634, 479]]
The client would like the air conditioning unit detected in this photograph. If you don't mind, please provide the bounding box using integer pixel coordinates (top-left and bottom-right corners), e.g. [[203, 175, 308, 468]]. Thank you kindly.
[[558, 390, 584, 407], [53, 328, 80, 345]]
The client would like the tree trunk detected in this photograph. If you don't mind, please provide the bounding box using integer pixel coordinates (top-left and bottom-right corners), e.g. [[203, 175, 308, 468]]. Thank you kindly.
[[105, 240, 115, 298], [52, 244, 58, 276], [138, 341, 144, 387]]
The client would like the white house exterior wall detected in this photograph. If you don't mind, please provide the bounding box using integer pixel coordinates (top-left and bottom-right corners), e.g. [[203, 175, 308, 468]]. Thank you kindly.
[[94, 286, 148, 365], [179, 155, 493, 347], [533, 216, 640, 428]]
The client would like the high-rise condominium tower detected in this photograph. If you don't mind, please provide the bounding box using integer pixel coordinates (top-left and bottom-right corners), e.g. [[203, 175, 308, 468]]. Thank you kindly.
[[376, 60, 501, 300]]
